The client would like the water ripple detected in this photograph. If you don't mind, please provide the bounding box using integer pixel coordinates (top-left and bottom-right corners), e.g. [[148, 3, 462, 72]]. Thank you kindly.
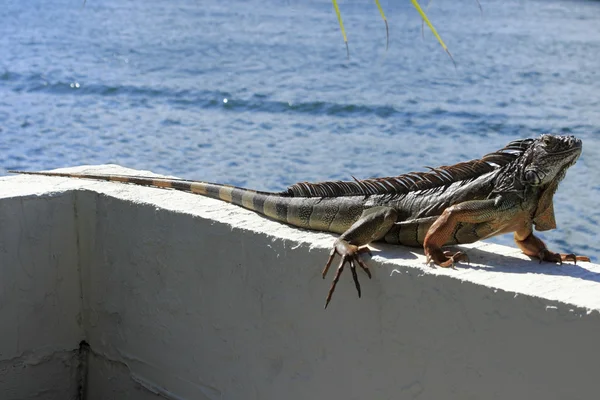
[[1, 0, 599, 257]]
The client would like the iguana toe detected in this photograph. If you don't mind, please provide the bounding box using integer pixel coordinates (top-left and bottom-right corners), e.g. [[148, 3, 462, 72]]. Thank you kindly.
[[535, 249, 590, 265], [425, 248, 468, 268], [322, 240, 372, 308], [560, 253, 590, 264]]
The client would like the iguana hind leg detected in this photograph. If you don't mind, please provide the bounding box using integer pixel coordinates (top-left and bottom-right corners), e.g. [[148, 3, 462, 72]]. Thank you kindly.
[[322, 206, 397, 308], [514, 229, 590, 264], [423, 199, 500, 267]]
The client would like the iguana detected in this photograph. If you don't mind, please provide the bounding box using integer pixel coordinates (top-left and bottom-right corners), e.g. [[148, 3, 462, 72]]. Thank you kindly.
[[10, 134, 589, 307]]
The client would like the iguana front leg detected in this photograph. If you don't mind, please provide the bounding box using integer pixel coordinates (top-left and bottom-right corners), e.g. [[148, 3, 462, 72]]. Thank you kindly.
[[423, 199, 501, 267], [514, 228, 590, 264], [322, 206, 397, 308]]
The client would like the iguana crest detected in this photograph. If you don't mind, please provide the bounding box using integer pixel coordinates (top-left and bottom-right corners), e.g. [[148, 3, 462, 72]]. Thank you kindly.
[[283, 138, 534, 198]]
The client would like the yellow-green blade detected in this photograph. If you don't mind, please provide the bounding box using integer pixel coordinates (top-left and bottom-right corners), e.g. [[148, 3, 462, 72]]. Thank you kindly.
[[331, 0, 350, 58], [374, 0, 389, 50], [410, 0, 455, 65]]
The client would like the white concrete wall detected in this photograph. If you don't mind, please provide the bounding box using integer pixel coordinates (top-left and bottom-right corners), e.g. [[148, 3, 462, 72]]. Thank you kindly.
[[1, 165, 600, 400], [0, 189, 84, 400]]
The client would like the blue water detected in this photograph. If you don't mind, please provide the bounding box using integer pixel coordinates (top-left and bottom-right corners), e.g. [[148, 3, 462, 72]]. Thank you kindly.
[[1, 0, 599, 257]]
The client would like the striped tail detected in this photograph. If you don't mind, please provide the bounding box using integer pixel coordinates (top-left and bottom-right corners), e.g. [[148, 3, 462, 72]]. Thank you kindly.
[[9, 170, 287, 221]]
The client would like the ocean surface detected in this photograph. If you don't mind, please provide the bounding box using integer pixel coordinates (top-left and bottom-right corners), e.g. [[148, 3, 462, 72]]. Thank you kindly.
[[1, 0, 599, 258]]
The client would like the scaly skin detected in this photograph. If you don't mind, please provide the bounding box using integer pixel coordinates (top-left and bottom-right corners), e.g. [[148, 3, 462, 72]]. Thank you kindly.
[[10, 134, 590, 307]]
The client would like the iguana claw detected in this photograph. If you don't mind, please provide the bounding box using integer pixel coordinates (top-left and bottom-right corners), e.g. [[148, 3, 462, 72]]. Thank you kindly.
[[425, 248, 469, 268], [537, 249, 590, 265], [322, 241, 372, 309], [442, 250, 470, 267]]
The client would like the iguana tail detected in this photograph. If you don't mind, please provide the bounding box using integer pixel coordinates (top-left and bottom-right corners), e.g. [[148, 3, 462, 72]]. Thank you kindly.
[[9, 170, 286, 220]]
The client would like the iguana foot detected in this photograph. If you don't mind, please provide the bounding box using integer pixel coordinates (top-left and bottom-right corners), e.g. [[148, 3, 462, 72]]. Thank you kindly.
[[322, 240, 372, 309], [425, 248, 469, 268], [536, 249, 590, 265], [515, 232, 590, 265]]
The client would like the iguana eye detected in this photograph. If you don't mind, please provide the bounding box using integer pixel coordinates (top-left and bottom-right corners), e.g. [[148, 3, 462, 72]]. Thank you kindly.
[[542, 135, 552, 146]]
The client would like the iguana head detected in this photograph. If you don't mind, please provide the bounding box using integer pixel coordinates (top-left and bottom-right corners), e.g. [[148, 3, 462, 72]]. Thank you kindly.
[[517, 134, 582, 231], [521, 134, 582, 189]]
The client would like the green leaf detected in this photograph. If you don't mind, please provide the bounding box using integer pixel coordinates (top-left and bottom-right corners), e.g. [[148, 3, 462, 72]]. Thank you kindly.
[[410, 0, 455, 65], [331, 0, 457, 64], [374, 0, 389, 50], [331, 0, 350, 59]]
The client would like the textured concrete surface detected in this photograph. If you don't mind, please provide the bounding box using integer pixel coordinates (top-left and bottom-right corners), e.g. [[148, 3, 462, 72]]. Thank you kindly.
[[1, 165, 600, 400], [0, 188, 84, 400]]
